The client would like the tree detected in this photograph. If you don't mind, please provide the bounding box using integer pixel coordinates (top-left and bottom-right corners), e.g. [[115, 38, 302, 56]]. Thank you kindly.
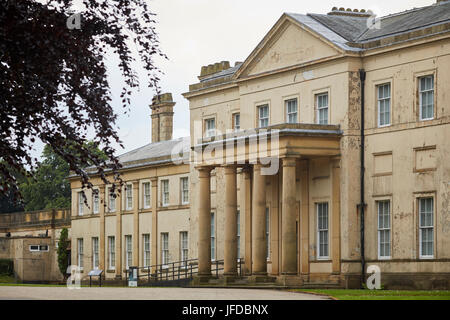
[[57, 228, 70, 280], [0, 0, 165, 200], [19, 142, 107, 212]]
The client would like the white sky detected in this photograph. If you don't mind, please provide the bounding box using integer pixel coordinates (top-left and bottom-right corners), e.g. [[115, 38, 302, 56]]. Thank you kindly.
[[32, 0, 436, 160]]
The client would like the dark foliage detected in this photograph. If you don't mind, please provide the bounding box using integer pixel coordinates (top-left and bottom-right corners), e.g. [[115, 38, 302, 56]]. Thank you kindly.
[[0, 0, 165, 201]]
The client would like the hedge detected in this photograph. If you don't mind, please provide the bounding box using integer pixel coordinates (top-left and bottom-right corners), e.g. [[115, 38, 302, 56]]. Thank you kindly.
[[0, 259, 14, 276]]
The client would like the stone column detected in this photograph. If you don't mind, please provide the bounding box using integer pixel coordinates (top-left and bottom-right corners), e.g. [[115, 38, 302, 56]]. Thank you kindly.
[[281, 158, 297, 275], [115, 188, 123, 279], [252, 164, 267, 275], [197, 167, 212, 276], [270, 174, 280, 275], [243, 167, 252, 275], [331, 158, 341, 274], [151, 177, 158, 273], [224, 166, 237, 276], [300, 160, 310, 274], [99, 185, 106, 272], [132, 181, 139, 267]]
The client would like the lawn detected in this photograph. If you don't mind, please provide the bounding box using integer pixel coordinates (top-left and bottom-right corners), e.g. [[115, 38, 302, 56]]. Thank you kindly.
[[294, 289, 450, 300]]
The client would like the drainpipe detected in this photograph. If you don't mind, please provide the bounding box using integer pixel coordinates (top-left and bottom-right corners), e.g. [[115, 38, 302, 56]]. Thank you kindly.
[[359, 69, 366, 288]]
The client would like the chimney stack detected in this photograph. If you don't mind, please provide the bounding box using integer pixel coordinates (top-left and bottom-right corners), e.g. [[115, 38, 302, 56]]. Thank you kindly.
[[150, 93, 175, 143]]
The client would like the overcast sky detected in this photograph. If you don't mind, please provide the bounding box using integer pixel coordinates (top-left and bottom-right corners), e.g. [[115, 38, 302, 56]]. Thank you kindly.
[[33, 0, 437, 160]]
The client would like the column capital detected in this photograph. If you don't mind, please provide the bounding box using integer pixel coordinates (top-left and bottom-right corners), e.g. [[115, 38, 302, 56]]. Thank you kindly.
[[282, 157, 297, 167], [223, 165, 237, 175], [196, 166, 213, 177]]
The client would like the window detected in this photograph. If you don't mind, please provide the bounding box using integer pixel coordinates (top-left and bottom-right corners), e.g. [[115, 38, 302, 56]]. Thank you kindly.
[[108, 236, 115, 270], [211, 212, 215, 261], [143, 182, 151, 209], [92, 237, 99, 269], [78, 192, 84, 216], [161, 233, 169, 266], [180, 232, 188, 265], [77, 238, 84, 269], [237, 210, 241, 260], [93, 190, 99, 214], [126, 184, 133, 211], [233, 113, 241, 131], [317, 93, 329, 125], [205, 118, 216, 138], [29, 245, 49, 252], [286, 99, 298, 124], [317, 203, 329, 259], [419, 75, 434, 121], [266, 208, 270, 260], [161, 180, 169, 207], [258, 105, 269, 128], [108, 190, 116, 213], [419, 198, 434, 258], [377, 200, 391, 259], [125, 235, 132, 269], [377, 83, 391, 127], [181, 177, 189, 205], [29, 245, 40, 252], [143, 234, 150, 268]]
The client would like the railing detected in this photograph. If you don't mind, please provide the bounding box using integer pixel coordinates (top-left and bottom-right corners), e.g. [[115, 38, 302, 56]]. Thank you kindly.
[[128, 258, 245, 285]]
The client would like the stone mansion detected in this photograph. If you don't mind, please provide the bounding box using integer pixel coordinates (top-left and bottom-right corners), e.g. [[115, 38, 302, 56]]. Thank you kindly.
[[68, 2, 450, 289]]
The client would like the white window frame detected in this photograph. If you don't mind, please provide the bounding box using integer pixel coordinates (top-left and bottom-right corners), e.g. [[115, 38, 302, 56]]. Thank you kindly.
[[233, 113, 241, 131], [205, 118, 216, 138], [125, 184, 133, 211], [77, 238, 84, 270], [377, 200, 391, 260], [286, 98, 298, 124], [316, 93, 329, 125], [161, 233, 169, 267], [181, 177, 189, 205], [108, 189, 116, 213], [317, 203, 329, 260], [29, 245, 40, 252], [143, 234, 150, 268], [419, 75, 434, 121], [211, 212, 216, 261], [180, 231, 188, 266], [78, 192, 84, 216], [266, 207, 270, 260], [258, 105, 269, 128], [92, 189, 99, 214], [125, 235, 132, 270], [419, 197, 434, 259], [92, 237, 99, 270], [377, 83, 391, 127], [161, 180, 169, 207], [108, 236, 115, 270], [143, 182, 151, 209]]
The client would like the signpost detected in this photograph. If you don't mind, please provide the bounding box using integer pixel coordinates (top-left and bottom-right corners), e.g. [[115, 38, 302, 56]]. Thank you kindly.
[[128, 267, 138, 287], [88, 269, 103, 287]]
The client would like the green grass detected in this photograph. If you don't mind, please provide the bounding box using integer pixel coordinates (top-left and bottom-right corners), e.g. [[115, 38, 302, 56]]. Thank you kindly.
[[0, 274, 16, 284], [294, 289, 450, 300]]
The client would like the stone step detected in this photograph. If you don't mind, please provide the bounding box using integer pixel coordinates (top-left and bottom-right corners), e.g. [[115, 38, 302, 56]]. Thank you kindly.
[[301, 282, 343, 289]]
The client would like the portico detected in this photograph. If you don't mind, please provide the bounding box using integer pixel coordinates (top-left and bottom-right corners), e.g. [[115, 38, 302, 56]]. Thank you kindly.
[[193, 123, 342, 282]]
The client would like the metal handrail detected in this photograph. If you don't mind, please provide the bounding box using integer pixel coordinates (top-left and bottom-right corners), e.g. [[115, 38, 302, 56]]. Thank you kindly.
[[129, 258, 245, 285]]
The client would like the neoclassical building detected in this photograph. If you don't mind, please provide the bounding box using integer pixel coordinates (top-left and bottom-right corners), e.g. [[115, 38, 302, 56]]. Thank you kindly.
[[70, 1, 450, 289], [184, 1, 450, 289], [69, 94, 191, 280]]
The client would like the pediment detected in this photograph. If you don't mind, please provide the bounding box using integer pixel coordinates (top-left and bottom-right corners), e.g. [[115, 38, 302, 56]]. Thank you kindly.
[[235, 16, 342, 79]]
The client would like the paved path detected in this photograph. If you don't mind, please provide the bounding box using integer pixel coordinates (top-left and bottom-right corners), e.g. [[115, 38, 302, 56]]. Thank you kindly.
[[0, 286, 328, 300]]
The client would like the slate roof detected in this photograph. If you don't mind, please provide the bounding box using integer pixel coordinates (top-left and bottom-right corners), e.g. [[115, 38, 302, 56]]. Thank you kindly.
[[117, 136, 190, 167]]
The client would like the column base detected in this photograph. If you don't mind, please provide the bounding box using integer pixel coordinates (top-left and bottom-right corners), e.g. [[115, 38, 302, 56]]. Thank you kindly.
[[192, 274, 212, 285], [276, 275, 303, 287], [248, 274, 276, 284]]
